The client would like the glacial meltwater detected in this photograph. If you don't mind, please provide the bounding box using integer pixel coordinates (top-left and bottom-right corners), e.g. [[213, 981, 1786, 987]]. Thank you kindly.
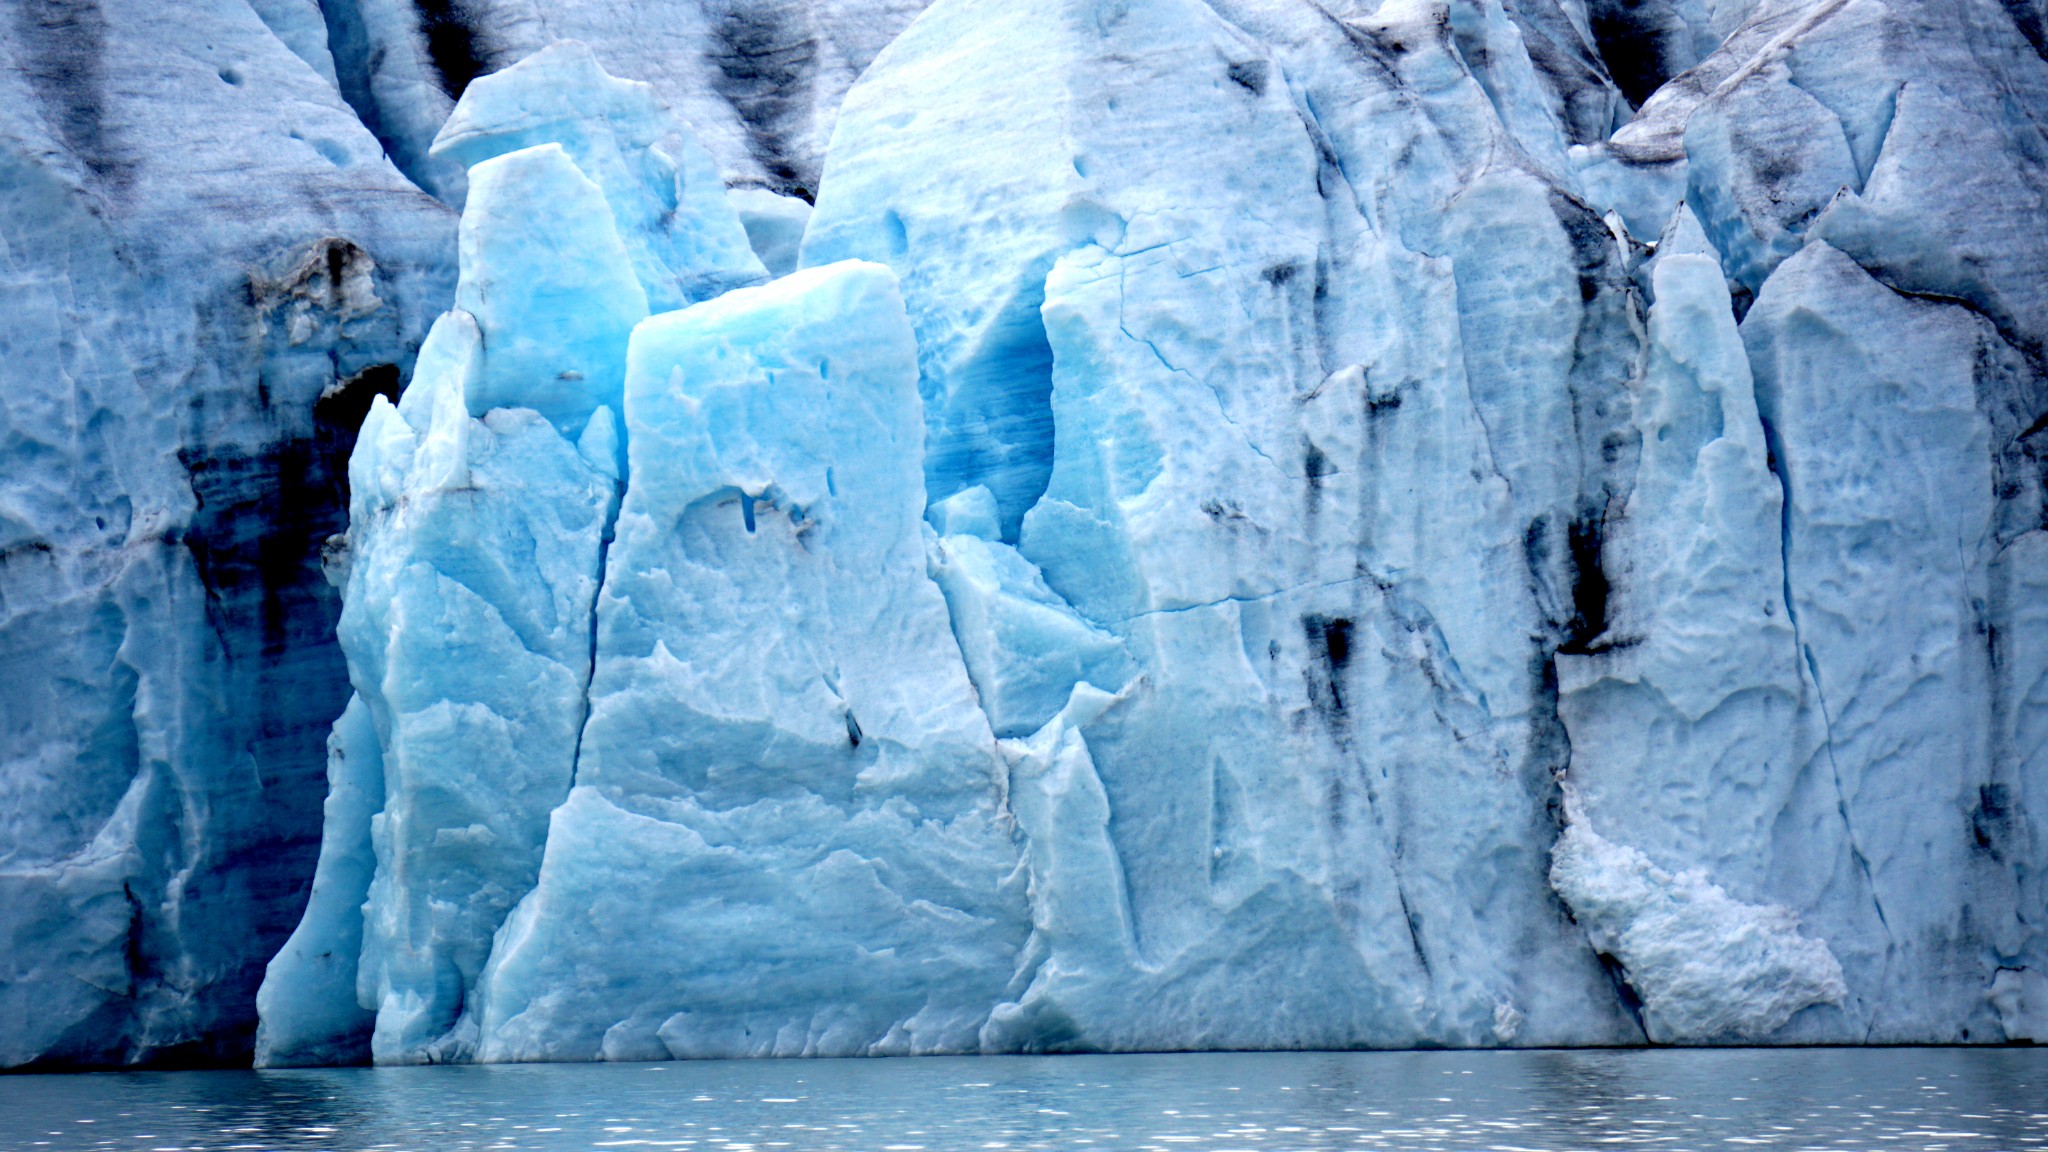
[[1, 1049, 2042, 1152]]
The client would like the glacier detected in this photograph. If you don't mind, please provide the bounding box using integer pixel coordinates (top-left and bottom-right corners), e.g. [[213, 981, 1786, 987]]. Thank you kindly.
[[2, 0, 2045, 1067]]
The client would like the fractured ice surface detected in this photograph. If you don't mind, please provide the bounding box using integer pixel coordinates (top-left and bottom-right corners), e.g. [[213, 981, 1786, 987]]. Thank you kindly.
[[240, 0, 2048, 1060], [1556, 0, 2048, 1040], [801, 0, 1643, 1049], [255, 303, 621, 1067], [1555, 229, 1823, 958], [1549, 801, 1847, 1042], [254, 696, 384, 1067], [1744, 243, 2039, 1039], [0, 0, 453, 1067], [4, 0, 2046, 1068], [432, 42, 766, 312], [453, 146, 647, 429], [926, 524, 1133, 740], [471, 261, 1029, 1061], [729, 190, 814, 280], [305, 0, 935, 202]]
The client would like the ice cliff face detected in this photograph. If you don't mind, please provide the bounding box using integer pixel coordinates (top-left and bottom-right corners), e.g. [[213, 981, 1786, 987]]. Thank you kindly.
[[2, 0, 2044, 1067], [0, 0, 452, 1067], [301, 0, 931, 205]]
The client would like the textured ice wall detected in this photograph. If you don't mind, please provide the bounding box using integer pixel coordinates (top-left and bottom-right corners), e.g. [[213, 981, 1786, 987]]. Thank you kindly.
[[1561, 0, 2048, 1044], [0, 0, 452, 1068], [4, 0, 2046, 1067], [253, 47, 768, 1066], [798, 0, 1650, 1050], [290, 0, 934, 204], [247, 0, 2045, 1063], [472, 260, 1030, 1062]]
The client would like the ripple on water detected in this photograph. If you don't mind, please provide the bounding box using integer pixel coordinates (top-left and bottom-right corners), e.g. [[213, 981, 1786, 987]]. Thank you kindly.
[[0, 1049, 2042, 1152]]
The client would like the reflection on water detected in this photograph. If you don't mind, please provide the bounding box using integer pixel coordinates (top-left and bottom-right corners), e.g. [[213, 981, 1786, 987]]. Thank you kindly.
[[0, 1048, 2041, 1151]]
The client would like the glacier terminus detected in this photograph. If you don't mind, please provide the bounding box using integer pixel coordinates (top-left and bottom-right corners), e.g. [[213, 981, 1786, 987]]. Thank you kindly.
[[1, 0, 2045, 1068]]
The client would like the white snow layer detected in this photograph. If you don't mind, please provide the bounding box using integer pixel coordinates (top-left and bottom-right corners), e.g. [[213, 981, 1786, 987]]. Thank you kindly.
[[2, 0, 2044, 1067]]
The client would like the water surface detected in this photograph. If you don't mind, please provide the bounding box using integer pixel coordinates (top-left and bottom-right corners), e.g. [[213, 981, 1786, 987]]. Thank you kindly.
[[1, 1048, 2041, 1151]]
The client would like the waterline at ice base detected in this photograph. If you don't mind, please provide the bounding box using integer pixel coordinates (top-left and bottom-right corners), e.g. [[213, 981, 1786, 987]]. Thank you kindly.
[[1, 0, 2044, 1070]]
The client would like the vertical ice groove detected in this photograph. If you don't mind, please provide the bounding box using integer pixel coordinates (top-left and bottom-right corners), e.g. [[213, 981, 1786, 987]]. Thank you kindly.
[[1741, 238, 2027, 1041], [1760, 401, 1897, 998], [566, 410, 627, 790]]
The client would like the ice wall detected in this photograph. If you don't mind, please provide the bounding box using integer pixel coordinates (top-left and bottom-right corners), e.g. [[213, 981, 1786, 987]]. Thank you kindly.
[[3, 0, 2045, 1066], [472, 261, 1029, 1062], [0, 0, 452, 1067], [299, 0, 934, 205], [1560, 0, 2048, 1044]]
